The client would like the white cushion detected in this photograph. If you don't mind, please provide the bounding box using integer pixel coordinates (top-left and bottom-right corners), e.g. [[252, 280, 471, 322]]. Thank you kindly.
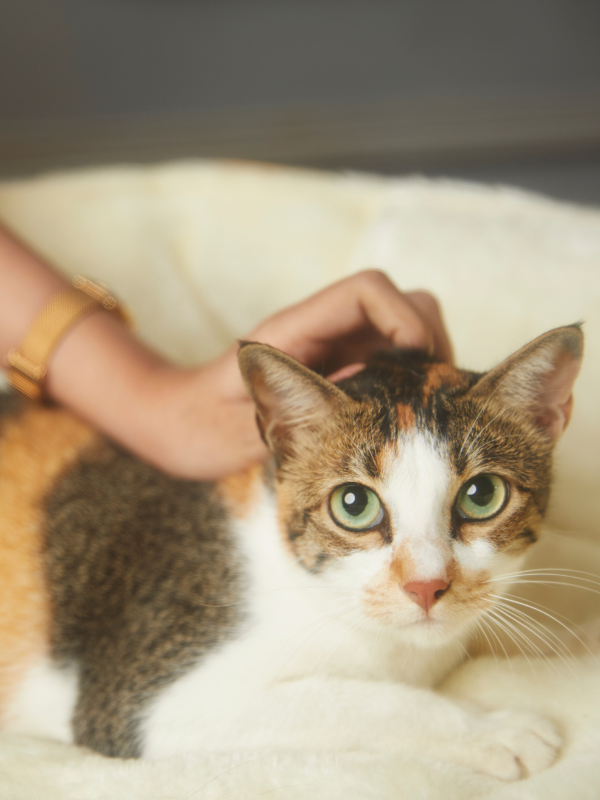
[[1, 161, 600, 799]]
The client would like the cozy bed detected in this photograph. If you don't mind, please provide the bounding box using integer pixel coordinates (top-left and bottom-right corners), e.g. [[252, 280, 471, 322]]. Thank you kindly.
[[1, 161, 600, 799]]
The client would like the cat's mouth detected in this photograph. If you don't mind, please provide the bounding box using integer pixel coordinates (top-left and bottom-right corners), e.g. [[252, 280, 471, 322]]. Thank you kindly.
[[366, 606, 447, 632], [397, 601, 476, 637], [402, 598, 450, 627], [411, 612, 443, 628]]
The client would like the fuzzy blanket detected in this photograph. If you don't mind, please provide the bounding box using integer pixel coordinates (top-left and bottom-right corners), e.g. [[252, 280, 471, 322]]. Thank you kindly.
[[1, 161, 600, 799]]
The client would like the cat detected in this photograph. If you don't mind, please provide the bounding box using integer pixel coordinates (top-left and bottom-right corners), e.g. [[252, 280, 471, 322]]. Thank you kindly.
[[0, 323, 582, 781]]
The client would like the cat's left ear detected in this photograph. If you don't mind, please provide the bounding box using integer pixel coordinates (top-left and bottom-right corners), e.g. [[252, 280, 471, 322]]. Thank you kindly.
[[238, 342, 351, 457], [469, 324, 583, 439]]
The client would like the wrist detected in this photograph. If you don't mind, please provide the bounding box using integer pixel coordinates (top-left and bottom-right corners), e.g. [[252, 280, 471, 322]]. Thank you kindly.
[[46, 309, 170, 452], [127, 355, 268, 480], [44, 311, 266, 480]]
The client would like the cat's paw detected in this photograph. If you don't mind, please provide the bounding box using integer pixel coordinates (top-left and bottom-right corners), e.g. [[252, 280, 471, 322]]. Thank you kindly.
[[463, 710, 561, 781]]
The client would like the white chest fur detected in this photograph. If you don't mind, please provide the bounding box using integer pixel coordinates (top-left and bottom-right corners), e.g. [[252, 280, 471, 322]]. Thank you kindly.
[[142, 486, 466, 758]]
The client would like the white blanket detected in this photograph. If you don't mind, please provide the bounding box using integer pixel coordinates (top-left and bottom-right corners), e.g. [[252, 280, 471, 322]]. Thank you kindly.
[[1, 161, 600, 799]]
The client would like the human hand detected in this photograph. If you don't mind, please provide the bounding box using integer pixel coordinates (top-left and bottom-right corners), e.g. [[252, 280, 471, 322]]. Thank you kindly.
[[0, 221, 451, 481], [249, 268, 452, 375], [147, 271, 452, 479]]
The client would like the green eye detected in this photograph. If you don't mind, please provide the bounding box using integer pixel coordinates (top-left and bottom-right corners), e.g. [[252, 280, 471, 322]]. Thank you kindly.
[[329, 484, 383, 531], [456, 474, 508, 520]]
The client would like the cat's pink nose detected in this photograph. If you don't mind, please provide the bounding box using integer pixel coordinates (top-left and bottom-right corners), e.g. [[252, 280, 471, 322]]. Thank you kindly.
[[403, 579, 449, 612]]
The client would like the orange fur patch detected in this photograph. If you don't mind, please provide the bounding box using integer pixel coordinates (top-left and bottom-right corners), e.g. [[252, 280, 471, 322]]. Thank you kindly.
[[422, 363, 468, 407], [388, 546, 417, 587], [0, 403, 95, 718], [396, 403, 416, 431], [217, 463, 262, 519]]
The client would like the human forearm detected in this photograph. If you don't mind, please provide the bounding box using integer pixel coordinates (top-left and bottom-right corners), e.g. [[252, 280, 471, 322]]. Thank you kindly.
[[0, 223, 183, 471], [0, 224, 68, 360], [1, 223, 453, 480], [0, 222, 163, 445], [47, 312, 265, 479]]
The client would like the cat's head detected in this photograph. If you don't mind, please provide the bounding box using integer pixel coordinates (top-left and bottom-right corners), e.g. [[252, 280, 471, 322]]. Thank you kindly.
[[238, 325, 583, 647]]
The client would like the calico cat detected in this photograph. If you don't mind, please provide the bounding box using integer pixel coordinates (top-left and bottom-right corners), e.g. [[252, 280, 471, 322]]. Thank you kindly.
[[0, 324, 582, 780]]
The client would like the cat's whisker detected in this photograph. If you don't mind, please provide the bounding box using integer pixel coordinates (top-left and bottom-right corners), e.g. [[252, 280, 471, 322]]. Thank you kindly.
[[493, 609, 565, 679], [491, 567, 600, 574], [503, 606, 582, 677], [488, 578, 600, 591], [479, 609, 527, 669], [486, 605, 550, 665], [493, 579, 600, 597], [488, 568, 600, 584], [498, 598, 600, 668], [473, 618, 496, 661], [482, 607, 542, 681], [491, 602, 577, 676], [505, 612, 580, 676], [500, 589, 596, 634], [454, 636, 472, 661], [496, 579, 600, 594], [498, 592, 596, 661], [488, 592, 600, 664], [483, 606, 547, 674], [495, 598, 578, 658], [476, 615, 511, 674]]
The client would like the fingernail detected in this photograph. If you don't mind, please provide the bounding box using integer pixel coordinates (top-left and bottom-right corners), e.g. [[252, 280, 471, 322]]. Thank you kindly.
[[327, 363, 366, 383]]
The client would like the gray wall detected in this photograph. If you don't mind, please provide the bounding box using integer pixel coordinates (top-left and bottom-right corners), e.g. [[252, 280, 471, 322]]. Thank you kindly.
[[1, 0, 599, 202], [2, 0, 600, 118]]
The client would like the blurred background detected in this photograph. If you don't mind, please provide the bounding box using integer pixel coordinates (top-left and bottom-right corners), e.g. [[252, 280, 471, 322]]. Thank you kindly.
[[1, 0, 599, 204]]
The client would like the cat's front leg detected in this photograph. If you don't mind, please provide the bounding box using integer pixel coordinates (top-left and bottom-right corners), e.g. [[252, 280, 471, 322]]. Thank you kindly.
[[217, 677, 560, 781]]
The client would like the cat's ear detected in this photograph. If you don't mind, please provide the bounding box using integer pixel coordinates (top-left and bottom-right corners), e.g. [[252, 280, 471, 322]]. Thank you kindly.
[[238, 342, 350, 457], [469, 324, 583, 439]]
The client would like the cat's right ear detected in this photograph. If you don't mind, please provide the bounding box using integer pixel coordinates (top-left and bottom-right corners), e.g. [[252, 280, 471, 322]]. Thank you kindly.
[[468, 324, 584, 440], [238, 342, 350, 458]]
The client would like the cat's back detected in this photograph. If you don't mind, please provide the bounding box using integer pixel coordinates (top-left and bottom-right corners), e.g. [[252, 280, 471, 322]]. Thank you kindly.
[[0, 394, 245, 756], [0, 395, 95, 720]]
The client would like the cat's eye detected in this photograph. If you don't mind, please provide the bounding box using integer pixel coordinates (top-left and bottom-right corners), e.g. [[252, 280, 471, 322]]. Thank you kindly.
[[456, 474, 508, 520], [329, 484, 384, 531]]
